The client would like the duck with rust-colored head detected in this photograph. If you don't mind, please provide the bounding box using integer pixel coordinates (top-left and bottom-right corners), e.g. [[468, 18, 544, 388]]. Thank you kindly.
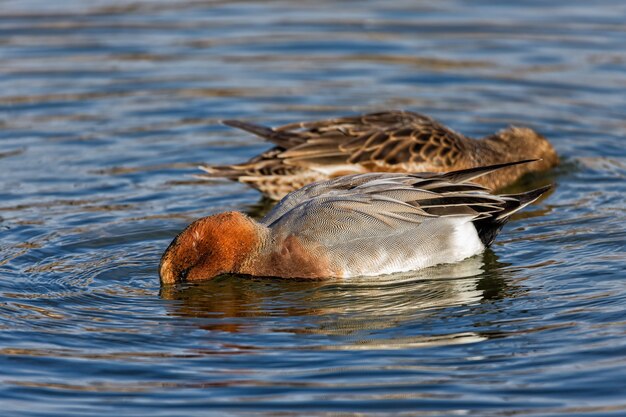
[[160, 160, 551, 284], [199, 111, 558, 200]]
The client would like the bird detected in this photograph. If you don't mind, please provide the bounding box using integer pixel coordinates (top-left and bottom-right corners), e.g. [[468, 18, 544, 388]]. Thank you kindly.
[[160, 160, 551, 284], [199, 110, 558, 200]]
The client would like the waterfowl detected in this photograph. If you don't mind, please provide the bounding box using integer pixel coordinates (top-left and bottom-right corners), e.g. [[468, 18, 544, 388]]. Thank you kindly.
[[160, 160, 551, 284], [200, 111, 558, 200]]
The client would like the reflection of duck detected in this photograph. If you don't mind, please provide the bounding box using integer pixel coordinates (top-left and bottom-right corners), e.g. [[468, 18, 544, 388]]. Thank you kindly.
[[200, 111, 558, 200], [159, 253, 517, 347], [160, 161, 551, 284]]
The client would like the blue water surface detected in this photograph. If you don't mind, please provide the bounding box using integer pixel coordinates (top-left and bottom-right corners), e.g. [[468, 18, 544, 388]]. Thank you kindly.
[[1, 1, 625, 416]]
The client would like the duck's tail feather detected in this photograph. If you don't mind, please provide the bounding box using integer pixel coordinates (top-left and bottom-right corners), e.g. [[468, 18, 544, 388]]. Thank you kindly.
[[496, 184, 552, 220], [197, 164, 242, 179], [473, 184, 552, 246], [221, 120, 300, 149]]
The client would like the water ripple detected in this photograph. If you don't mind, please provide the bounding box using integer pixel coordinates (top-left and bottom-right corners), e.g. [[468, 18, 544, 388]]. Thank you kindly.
[[1, 0, 626, 416]]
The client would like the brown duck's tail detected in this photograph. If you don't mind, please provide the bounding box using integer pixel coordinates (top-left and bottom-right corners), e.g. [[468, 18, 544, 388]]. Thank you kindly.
[[221, 120, 301, 149], [197, 164, 244, 179], [473, 184, 552, 246]]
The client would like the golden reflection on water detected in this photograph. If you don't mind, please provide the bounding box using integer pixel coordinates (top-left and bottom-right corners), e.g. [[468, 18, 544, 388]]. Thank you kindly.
[[160, 251, 519, 349]]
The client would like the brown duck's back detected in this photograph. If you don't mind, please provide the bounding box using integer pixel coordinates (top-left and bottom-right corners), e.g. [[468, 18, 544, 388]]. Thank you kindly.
[[199, 111, 558, 199]]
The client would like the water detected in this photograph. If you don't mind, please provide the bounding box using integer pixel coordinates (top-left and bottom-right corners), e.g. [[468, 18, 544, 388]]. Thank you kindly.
[[1, 1, 625, 415]]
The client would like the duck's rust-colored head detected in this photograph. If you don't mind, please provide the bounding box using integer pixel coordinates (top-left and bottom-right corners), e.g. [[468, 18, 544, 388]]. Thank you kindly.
[[159, 212, 260, 285]]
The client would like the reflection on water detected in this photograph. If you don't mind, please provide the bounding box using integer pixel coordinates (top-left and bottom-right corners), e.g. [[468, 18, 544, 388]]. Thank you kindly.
[[161, 253, 516, 347], [1, 0, 626, 415]]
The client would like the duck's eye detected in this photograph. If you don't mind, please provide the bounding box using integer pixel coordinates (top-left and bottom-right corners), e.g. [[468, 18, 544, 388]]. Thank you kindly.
[[179, 268, 190, 282]]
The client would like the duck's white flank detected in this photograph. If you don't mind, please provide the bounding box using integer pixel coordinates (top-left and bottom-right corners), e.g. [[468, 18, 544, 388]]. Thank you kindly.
[[338, 216, 485, 278]]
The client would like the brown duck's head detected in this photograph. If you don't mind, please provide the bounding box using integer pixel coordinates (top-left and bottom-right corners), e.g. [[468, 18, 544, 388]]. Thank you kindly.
[[159, 212, 259, 285], [489, 127, 559, 169]]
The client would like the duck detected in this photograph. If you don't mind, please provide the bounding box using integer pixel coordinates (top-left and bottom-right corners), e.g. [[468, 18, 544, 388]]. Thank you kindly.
[[160, 160, 551, 284], [199, 110, 558, 200]]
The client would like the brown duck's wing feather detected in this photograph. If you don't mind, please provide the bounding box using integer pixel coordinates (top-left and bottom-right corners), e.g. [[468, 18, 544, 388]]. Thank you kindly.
[[264, 111, 468, 170], [221, 112, 407, 149], [336, 112, 470, 169], [276, 111, 424, 134], [217, 112, 535, 191], [263, 111, 467, 171], [221, 111, 472, 172]]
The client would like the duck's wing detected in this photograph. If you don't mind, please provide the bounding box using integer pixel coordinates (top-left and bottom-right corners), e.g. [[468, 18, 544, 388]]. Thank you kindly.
[[279, 111, 470, 170], [262, 159, 538, 226], [260, 172, 394, 226], [263, 173, 500, 240], [263, 160, 548, 246], [219, 111, 470, 172], [334, 111, 468, 170]]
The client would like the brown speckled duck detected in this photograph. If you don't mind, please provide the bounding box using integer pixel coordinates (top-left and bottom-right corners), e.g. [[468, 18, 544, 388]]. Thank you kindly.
[[200, 111, 558, 200]]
